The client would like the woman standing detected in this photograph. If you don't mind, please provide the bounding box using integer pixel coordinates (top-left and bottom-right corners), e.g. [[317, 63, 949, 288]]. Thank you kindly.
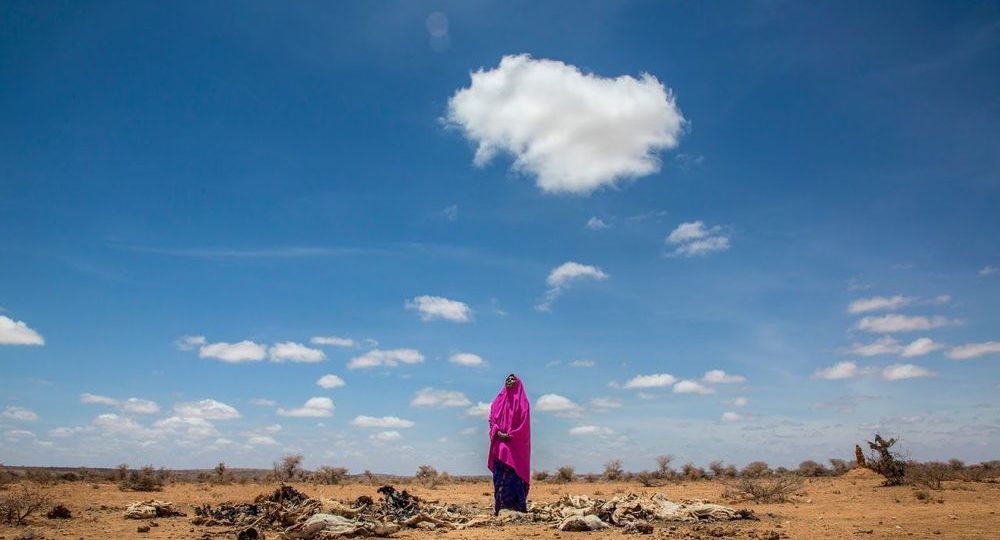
[[488, 373, 531, 515]]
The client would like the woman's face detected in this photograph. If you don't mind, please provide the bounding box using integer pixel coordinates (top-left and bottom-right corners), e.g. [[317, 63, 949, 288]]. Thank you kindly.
[[505, 374, 517, 389]]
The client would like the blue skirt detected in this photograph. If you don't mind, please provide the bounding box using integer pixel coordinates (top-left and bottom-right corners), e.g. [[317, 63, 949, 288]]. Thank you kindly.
[[492, 458, 529, 515]]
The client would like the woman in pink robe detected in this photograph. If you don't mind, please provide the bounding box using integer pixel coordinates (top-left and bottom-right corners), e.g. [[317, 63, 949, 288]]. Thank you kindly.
[[488, 373, 531, 514]]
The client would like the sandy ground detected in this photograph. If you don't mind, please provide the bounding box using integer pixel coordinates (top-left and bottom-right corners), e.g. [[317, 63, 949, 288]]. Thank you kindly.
[[2, 470, 998, 539]]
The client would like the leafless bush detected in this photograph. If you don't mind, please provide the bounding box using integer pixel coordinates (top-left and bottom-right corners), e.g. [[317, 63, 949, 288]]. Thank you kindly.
[[533, 470, 550, 482], [905, 461, 951, 489], [635, 470, 659, 487], [362, 470, 377, 485], [681, 462, 705, 481], [314, 466, 348, 485], [119, 466, 163, 492], [555, 466, 575, 483], [866, 434, 907, 486], [274, 454, 304, 482], [741, 461, 771, 478], [213, 462, 228, 484], [0, 485, 52, 525], [415, 465, 439, 488], [829, 459, 852, 475], [723, 476, 804, 503], [709, 461, 738, 479], [603, 459, 624, 481], [797, 460, 828, 477], [655, 455, 674, 479]]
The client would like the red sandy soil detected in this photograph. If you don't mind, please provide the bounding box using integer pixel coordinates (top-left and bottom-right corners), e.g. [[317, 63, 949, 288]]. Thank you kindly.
[[2, 471, 998, 539]]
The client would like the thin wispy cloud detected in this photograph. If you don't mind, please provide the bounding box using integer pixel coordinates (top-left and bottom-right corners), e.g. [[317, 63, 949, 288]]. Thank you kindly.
[[310, 336, 357, 348], [848, 295, 915, 314], [446, 54, 685, 195], [947, 341, 1000, 360], [586, 217, 610, 230], [410, 388, 471, 408], [702, 369, 746, 384], [855, 314, 958, 333], [665, 221, 730, 257], [348, 348, 424, 370]]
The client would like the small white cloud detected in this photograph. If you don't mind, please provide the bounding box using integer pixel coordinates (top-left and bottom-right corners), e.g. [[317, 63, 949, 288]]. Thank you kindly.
[[2, 406, 38, 421], [538, 262, 609, 311], [855, 314, 957, 333], [882, 363, 935, 381], [153, 416, 219, 438], [847, 295, 914, 314], [199, 340, 267, 363], [80, 393, 118, 406], [589, 397, 622, 411], [351, 415, 415, 428], [268, 342, 326, 363], [442, 204, 459, 221], [673, 380, 715, 395], [979, 265, 998, 277], [248, 435, 279, 446], [445, 54, 684, 195], [847, 336, 903, 356], [569, 425, 614, 436], [317, 374, 346, 389], [405, 295, 472, 322], [0, 315, 44, 346], [535, 393, 582, 416], [449, 352, 487, 367], [813, 361, 860, 380], [410, 388, 471, 408], [947, 341, 1000, 360], [586, 217, 609, 230], [665, 221, 730, 257], [570, 359, 595, 368], [702, 369, 745, 384], [723, 396, 749, 407], [277, 397, 335, 417], [721, 411, 743, 422], [174, 399, 241, 420], [122, 398, 160, 415], [348, 348, 424, 370], [310, 336, 357, 348], [465, 401, 491, 418], [175, 335, 206, 351], [623, 373, 676, 389], [371, 430, 402, 442], [901, 338, 943, 358], [250, 398, 276, 406]]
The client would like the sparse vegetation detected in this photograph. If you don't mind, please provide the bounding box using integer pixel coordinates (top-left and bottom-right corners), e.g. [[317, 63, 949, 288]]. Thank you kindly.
[[742, 461, 771, 478], [533, 470, 550, 482], [415, 465, 439, 488], [829, 458, 852, 475], [797, 460, 828, 477], [635, 470, 658, 487], [0, 485, 52, 525], [119, 466, 163, 492], [723, 475, 804, 503], [213, 462, 228, 484], [274, 454, 304, 482], [555, 466, 575, 483], [314, 466, 349, 485], [603, 459, 624, 481], [655, 455, 674, 479], [681, 462, 706, 481]]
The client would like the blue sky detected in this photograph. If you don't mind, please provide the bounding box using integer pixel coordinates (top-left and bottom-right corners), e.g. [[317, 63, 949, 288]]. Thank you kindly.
[[1, 1, 998, 474]]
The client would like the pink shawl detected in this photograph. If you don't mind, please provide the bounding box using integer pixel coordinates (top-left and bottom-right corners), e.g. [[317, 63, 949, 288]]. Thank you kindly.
[[487, 376, 531, 484]]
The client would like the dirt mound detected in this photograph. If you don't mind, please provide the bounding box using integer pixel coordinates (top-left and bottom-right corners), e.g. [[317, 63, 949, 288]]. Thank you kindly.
[[843, 468, 884, 481]]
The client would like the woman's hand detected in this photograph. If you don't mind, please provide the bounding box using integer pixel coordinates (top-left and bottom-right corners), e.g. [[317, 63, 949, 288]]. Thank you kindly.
[[497, 431, 511, 442]]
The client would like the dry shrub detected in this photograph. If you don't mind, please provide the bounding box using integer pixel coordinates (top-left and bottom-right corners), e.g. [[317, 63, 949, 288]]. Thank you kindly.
[[533, 470, 550, 482], [723, 476, 804, 503], [555, 466, 575, 483], [274, 454, 304, 482], [119, 466, 163, 492], [866, 434, 906, 486], [415, 465, 439, 488], [741, 461, 771, 478], [681, 462, 705, 481], [0, 485, 52, 525], [709, 461, 737, 479], [603, 459, 624, 481], [635, 470, 659, 487], [655, 455, 674, 480], [797, 460, 828, 477], [829, 459, 852, 475], [314, 466, 348, 485]]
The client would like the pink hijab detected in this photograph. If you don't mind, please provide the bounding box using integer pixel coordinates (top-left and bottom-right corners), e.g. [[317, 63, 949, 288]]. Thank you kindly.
[[488, 374, 531, 484]]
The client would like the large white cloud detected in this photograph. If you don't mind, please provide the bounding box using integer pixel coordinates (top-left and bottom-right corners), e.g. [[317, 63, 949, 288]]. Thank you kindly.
[[348, 348, 424, 370], [268, 342, 326, 363], [882, 363, 935, 381], [855, 314, 957, 333], [449, 352, 486, 367], [410, 388, 471, 408], [405, 295, 472, 322], [446, 54, 685, 195], [351, 415, 415, 428], [537, 261, 609, 311], [199, 340, 267, 363], [173, 399, 241, 420], [947, 341, 1000, 360], [0, 315, 44, 346], [278, 397, 335, 417], [665, 221, 730, 257], [623, 373, 676, 389]]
